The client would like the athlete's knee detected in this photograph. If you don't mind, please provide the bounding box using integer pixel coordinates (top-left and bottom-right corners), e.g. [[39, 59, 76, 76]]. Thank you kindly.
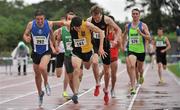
[[39, 65, 46, 73]]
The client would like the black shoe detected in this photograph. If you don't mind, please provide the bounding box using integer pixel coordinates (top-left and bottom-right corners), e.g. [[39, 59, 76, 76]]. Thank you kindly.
[[71, 95, 78, 104]]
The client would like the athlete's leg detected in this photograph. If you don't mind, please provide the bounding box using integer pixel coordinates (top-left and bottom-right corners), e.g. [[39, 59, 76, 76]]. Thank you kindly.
[[91, 53, 100, 85], [71, 55, 82, 95], [103, 64, 110, 91], [157, 63, 163, 82], [110, 60, 118, 91], [128, 55, 137, 89], [39, 55, 51, 86], [33, 64, 42, 95], [56, 67, 63, 78], [63, 70, 69, 93]]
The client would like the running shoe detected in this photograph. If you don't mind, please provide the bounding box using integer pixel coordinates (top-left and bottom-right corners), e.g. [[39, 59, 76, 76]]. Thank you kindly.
[[139, 76, 144, 84], [45, 83, 51, 96], [94, 85, 100, 96], [62, 91, 69, 97], [130, 88, 136, 95], [71, 94, 78, 104], [103, 88, 109, 105], [111, 89, 116, 98], [39, 91, 44, 107], [159, 79, 164, 84]]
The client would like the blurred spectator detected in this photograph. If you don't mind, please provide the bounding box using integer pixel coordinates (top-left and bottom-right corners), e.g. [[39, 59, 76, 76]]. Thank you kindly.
[[11, 41, 30, 75]]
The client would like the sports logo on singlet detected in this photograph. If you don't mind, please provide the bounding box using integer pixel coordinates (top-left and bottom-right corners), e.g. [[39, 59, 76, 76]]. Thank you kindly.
[[93, 31, 105, 39], [34, 36, 48, 45], [129, 33, 140, 44], [156, 41, 166, 47], [65, 36, 72, 51], [73, 38, 87, 47]]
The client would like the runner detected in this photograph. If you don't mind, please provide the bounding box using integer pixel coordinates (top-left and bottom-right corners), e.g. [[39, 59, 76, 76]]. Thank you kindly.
[[23, 9, 67, 107], [99, 15, 120, 98], [70, 16, 106, 104], [54, 12, 84, 100], [153, 27, 171, 83], [87, 5, 122, 104], [54, 30, 70, 99], [123, 8, 150, 95]]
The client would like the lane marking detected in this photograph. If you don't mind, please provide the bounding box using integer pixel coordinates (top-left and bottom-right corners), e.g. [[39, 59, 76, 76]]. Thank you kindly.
[[0, 83, 62, 105], [0, 80, 34, 90], [53, 69, 126, 110], [0, 72, 93, 105], [127, 64, 150, 110], [166, 69, 180, 86]]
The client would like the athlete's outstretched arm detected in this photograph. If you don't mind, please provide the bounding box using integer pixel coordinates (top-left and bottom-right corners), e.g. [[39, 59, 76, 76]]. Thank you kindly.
[[23, 22, 32, 43]]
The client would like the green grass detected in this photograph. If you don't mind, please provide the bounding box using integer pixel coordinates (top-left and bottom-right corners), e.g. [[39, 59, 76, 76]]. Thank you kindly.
[[168, 62, 180, 78]]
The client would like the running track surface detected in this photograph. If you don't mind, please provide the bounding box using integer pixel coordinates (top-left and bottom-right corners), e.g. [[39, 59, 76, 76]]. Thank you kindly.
[[0, 63, 180, 110]]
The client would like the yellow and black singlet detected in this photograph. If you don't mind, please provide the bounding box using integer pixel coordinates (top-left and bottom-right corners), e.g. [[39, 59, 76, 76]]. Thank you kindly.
[[70, 20, 93, 53]]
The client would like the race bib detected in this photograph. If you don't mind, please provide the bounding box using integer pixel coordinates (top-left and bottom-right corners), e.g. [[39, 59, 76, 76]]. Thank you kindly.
[[93, 32, 100, 39], [73, 38, 87, 47], [130, 37, 139, 44], [66, 42, 72, 50], [156, 41, 166, 47], [93, 31, 105, 39], [34, 36, 48, 45]]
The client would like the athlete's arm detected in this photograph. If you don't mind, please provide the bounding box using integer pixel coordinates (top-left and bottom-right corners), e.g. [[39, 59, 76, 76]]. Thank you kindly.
[[137, 23, 150, 40], [23, 22, 32, 43], [48, 21, 57, 54], [54, 28, 62, 53], [122, 24, 128, 52], [86, 21, 107, 58], [152, 38, 156, 51], [161, 37, 171, 53], [105, 16, 122, 42]]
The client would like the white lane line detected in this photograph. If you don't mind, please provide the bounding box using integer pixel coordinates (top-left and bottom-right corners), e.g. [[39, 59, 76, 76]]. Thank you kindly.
[[127, 64, 150, 110], [0, 72, 94, 105], [0, 80, 34, 90], [166, 69, 180, 86], [0, 83, 62, 105], [0, 74, 33, 83], [53, 69, 126, 110]]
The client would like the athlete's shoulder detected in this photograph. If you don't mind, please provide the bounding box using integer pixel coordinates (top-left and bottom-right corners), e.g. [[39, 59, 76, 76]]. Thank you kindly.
[[87, 17, 92, 22]]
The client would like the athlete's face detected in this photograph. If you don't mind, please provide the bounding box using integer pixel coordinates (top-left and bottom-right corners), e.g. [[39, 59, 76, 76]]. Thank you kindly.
[[92, 13, 102, 23], [157, 29, 163, 36], [66, 14, 75, 21], [74, 26, 81, 32], [35, 15, 45, 27], [132, 10, 140, 22]]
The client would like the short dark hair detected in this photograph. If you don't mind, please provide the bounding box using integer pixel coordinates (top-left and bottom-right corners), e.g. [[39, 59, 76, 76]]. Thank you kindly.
[[34, 9, 45, 17], [90, 5, 102, 15], [66, 11, 75, 20], [71, 16, 82, 27], [132, 8, 140, 14], [158, 27, 164, 31]]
